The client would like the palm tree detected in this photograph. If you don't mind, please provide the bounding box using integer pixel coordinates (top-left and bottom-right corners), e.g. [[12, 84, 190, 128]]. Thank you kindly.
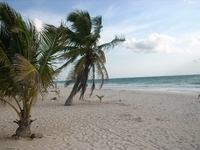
[[59, 10, 125, 106], [0, 3, 67, 138]]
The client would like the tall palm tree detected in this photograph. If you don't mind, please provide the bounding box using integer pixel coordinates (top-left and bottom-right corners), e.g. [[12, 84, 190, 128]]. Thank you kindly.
[[59, 10, 125, 106], [0, 3, 67, 138]]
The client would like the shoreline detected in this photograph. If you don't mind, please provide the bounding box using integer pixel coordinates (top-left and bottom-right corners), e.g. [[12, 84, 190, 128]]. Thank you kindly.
[[0, 86, 200, 150], [59, 84, 200, 95], [56, 74, 200, 94]]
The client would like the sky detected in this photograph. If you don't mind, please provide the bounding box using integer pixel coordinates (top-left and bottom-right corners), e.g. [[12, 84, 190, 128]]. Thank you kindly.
[[1, 0, 200, 80]]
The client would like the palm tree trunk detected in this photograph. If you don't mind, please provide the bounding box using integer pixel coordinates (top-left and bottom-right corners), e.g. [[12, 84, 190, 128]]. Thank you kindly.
[[65, 82, 79, 106], [65, 67, 89, 106], [13, 92, 33, 138], [15, 118, 31, 138], [65, 93, 74, 106]]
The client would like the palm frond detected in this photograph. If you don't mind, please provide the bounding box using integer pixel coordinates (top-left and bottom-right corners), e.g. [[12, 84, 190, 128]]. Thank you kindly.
[[0, 98, 22, 120], [98, 35, 125, 51], [65, 68, 76, 87], [13, 54, 40, 84], [59, 47, 85, 59], [67, 9, 92, 38], [0, 3, 22, 28], [74, 56, 87, 74], [37, 24, 68, 88], [92, 16, 102, 35]]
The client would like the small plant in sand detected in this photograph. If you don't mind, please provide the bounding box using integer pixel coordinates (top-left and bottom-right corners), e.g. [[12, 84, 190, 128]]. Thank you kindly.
[[51, 89, 60, 97], [96, 95, 104, 103], [55, 89, 60, 97]]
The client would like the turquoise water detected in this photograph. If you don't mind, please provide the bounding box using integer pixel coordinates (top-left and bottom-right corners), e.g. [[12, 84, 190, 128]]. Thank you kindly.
[[57, 74, 200, 93]]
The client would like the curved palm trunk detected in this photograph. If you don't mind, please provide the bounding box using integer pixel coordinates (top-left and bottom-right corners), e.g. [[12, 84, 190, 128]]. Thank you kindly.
[[65, 67, 89, 106], [65, 85, 77, 106], [65, 74, 81, 106]]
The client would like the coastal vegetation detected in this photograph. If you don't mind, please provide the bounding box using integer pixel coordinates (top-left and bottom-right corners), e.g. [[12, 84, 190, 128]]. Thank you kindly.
[[0, 3, 66, 138], [0, 3, 124, 138], [96, 95, 104, 103], [59, 10, 125, 106]]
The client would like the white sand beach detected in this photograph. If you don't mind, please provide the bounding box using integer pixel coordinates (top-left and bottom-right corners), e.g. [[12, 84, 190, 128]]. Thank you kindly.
[[0, 86, 200, 150]]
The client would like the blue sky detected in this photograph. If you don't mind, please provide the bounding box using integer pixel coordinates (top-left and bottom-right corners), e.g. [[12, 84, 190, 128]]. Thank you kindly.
[[1, 0, 200, 79]]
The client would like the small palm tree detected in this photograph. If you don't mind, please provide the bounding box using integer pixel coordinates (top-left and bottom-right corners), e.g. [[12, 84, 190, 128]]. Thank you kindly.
[[96, 95, 104, 103], [0, 3, 66, 138], [59, 10, 125, 106]]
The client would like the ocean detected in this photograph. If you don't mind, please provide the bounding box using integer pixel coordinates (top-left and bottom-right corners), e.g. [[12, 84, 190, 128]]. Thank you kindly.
[[57, 74, 200, 94]]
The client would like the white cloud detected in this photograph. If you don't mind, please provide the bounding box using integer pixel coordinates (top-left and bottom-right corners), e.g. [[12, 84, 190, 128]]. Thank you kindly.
[[190, 37, 200, 45], [34, 18, 43, 31], [124, 33, 189, 54], [193, 58, 200, 63], [22, 9, 65, 27]]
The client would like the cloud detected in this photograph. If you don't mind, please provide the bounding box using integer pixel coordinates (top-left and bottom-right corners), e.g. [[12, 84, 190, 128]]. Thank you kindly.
[[123, 33, 189, 54], [22, 9, 65, 27], [190, 37, 200, 45], [193, 58, 200, 63], [34, 18, 43, 31]]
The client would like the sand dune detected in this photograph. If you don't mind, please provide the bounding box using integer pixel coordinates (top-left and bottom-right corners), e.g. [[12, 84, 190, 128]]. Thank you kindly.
[[0, 86, 200, 150]]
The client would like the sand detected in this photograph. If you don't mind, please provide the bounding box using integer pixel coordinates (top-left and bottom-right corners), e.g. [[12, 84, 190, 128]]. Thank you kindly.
[[0, 86, 200, 150]]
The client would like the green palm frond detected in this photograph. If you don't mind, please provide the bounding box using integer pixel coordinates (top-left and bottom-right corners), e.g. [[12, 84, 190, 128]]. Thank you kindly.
[[0, 3, 21, 28], [96, 60, 108, 88], [74, 56, 87, 74], [98, 35, 125, 51], [0, 47, 11, 65], [92, 16, 102, 35], [65, 67, 76, 86], [60, 47, 85, 59], [67, 9, 92, 37], [1, 98, 22, 120], [37, 24, 68, 88]]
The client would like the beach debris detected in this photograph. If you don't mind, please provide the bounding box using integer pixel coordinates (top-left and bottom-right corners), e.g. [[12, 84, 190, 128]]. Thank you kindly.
[[32, 133, 43, 138], [96, 95, 104, 103], [52, 97, 57, 100], [134, 117, 142, 122], [30, 133, 36, 138], [51, 97, 57, 102]]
